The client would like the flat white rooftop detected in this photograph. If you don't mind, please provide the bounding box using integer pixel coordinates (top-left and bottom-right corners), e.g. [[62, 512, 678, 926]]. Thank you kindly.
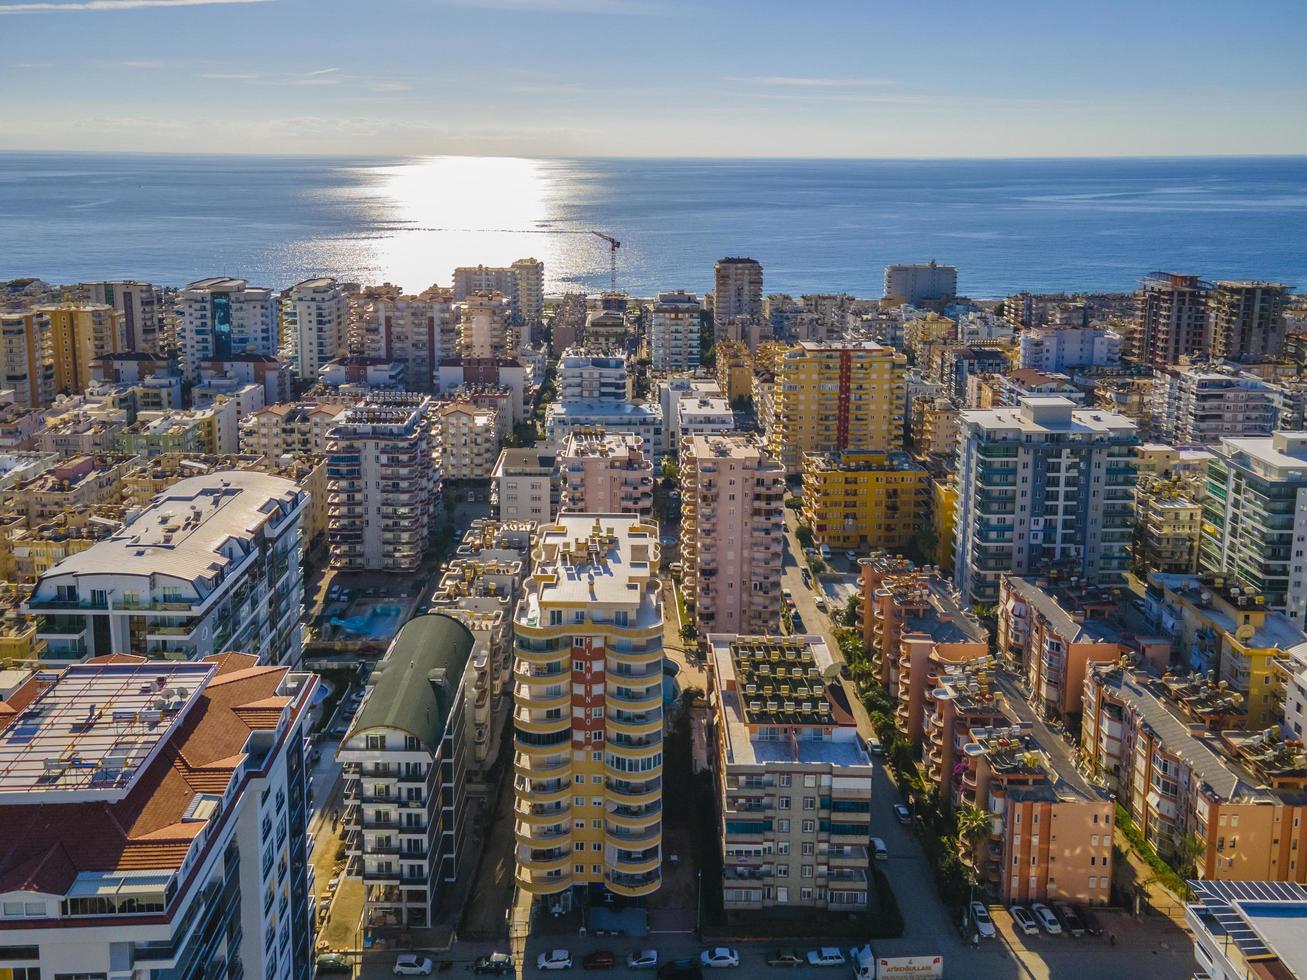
[[0, 660, 215, 803]]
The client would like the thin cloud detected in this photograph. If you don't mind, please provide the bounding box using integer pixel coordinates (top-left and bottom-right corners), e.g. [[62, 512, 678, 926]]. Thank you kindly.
[[426, 0, 677, 14], [725, 75, 899, 88], [0, 0, 271, 11], [304, 67, 338, 76]]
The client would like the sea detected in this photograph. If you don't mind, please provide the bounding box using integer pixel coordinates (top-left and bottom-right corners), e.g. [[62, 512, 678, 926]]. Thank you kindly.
[[1, 153, 1304, 298]]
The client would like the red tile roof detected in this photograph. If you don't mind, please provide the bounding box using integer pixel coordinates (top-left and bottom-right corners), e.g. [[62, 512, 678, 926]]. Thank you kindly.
[[0, 652, 298, 897]]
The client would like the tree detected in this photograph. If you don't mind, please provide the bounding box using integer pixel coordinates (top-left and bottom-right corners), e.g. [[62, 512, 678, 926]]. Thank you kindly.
[[795, 524, 814, 550], [661, 458, 679, 485], [955, 803, 992, 871], [1175, 832, 1206, 879], [842, 594, 861, 627], [679, 621, 698, 645]]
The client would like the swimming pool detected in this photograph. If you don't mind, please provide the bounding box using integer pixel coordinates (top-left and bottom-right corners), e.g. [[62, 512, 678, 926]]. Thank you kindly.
[[332, 604, 406, 639]]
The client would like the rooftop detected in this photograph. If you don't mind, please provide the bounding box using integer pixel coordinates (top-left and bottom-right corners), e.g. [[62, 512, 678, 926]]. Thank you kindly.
[[527, 514, 658, 609], [1188, 880, 1307, 978], [961, 396, 1137, 436], [1004, 576, 1125, 644]]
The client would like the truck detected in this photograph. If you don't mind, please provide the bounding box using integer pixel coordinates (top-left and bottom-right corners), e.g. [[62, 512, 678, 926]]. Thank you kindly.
[[849, 945, 943, 980]]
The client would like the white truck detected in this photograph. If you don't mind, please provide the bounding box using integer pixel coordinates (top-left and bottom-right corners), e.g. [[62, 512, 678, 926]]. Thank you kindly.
[[849, 945, 943, 980]]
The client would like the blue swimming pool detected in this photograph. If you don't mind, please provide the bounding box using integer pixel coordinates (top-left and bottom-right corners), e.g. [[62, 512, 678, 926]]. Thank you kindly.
[[332, 604, 405, 639]]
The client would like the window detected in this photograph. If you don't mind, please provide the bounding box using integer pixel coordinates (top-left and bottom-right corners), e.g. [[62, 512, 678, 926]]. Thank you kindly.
[[777, 842, 790, 856], [778, 797, 790, 810], [778, 819, 790, 833], [802, 820, 815, 834], [365, 734, 385, 751], [801, 842, 814, 856], [779, 774, 792, 788], [777, 864, 789, 878], [802, 797, 815, 811], [801, 865, 813, 878], [804, 775, 817, 788]]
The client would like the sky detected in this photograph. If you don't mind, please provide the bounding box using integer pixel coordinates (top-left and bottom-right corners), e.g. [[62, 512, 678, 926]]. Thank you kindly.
[[1, 0, 1306, 157]]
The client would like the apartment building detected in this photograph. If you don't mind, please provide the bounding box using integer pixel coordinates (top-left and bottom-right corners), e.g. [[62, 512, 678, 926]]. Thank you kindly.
[[78, 279, 163, 352], [435, 401, 499, 480], [715, 339, 753, 402], [707, 634, 873, 912], [1017, 323, 1122, 372], [1130, 273, 1210, 368], [3, 452, 134, 527], [327, 393, 438, 572], [545, 399, 663, 459], [362, 296, 455, 393], [241, 400, 352, 458], [1186, 880, 1307, 980], [285, 277, 348, 380], [939, 345, 1009, 404], [27, 470, 307, 664], [492, 446, 558, 522], [456, 291, 515, 359], [176, 278, 279, 381], [43, 304, 123, 395], [1140, 572, 1306, 730], [681, 434, 785, 636], [958, 722, 1113, 905], [1200, 432, 1307, 626], [558, 428, 654, 517], [512, 515, 664, 904], [1133, 477, 1203, 574], [903, 312, 956, 364], [953, 397, 1138, 606], [657, 377, 723, 454], [923, 665, 1007, 808], [997, 576, 1124, 722], [0, 654, 316, 980], [650, 291, 702, 371], [908, 396, 959, 459], [714, 258, 763, 320], [452, 258, 543, 321], [1207, 280, 1292, 360], [967, 370, 1086, 411], [767, 341, 907, 474], [1150, 367, 1282, 445], [800, 450, 930, 551], [0, 310, 56, 408], [1083, 662, 1307, 883], [884, 261, 957, 307], [583, 309, 629, 350], [339, 614, 477, 929], [557, 347, 632, 402]]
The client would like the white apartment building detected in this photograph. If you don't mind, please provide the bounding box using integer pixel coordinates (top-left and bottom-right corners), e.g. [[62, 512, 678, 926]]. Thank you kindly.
[[545, 400, 663, 459], [1150, 367, 1284, 446], [241, 401, 352, 459], [714, 258, 763, 320], [656, 377, 723, 454], [558, 428, 654, 517], [176, 278, 279, 381], [452, 258, 544, 321], [556, 347, 632, 402], [27, 470, 308, 663], [0, 654, 317, 980], [327, 393, 439, 572], [677, 396, 735, 446], [435, 401, 500, 480], [363, 297, 456, 393], [339, 614, 477, 930], [456, 291, 515, 359], [650, 291, 702, 371], [953, 397, 1138, 606], [78, 280, 163, 352], [285, 277, 348, 381], [883, 261, 957, 306], [708, 634, 874, 911], [491, 446, 557, 523], [1017, 323, 1122, 372], [681, 434, 786, 635]]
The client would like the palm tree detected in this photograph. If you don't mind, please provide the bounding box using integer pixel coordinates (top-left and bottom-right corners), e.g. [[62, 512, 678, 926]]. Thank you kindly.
[[955, 803, 992, 872]]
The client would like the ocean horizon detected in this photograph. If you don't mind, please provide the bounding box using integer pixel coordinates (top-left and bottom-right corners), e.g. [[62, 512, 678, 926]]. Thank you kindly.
[[2, 152, 1304, 298]]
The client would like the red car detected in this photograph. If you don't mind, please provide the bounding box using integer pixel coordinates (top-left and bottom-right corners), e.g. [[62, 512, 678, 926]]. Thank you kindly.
[[583, 950, 617, 970]]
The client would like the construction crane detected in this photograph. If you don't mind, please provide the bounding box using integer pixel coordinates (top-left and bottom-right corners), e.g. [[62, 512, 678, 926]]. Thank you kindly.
[[589, 231, 621, 294]]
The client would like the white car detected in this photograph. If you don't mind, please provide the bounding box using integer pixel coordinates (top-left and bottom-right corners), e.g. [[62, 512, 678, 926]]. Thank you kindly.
[[627, 950, 658, 970], [392, 955, 433, 976], [819, 544, 832, 558], [814, 597, 827, 612], [1031, 902, 1063, 935], [700, 947, 740, 968], [536, 949, 572, 970], [971, 901, 996, 939], [1009, 905, 1039, 936], [806, 947, 846, 967]]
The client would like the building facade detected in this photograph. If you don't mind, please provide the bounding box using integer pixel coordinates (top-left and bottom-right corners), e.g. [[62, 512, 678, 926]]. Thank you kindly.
[[177, 278, 279, 381], [558, 429, 654, 518], [285, 277, 348, 381], [649, 291, 702, 372], [801, 450, 929, 551], [714, 258, 763, 320]]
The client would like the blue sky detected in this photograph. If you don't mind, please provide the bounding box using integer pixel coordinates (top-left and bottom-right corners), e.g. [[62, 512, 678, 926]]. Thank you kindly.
[[2, 0, 1305, 157]]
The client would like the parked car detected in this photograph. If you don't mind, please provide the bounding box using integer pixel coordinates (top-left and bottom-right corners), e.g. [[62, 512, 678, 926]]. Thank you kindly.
[[628, 950, 659, 970], [871, 837, 889, 860], [1078, 904, 1105, 937], [582, 950, 616, 970], [800, 568, 811, 586], [1031, 903, 1062, 935], [315, 953, 352, 975], [470, 953, 513, 975], [814, 597, 827, 612], [537, 949, 573, 971], [392, 955, 433, 976], [819, 544, 832, 558], [866, 735, 884, 756], [970, 901, 996, 939], [657, 959, 702, 980], [790, 614, 806, 633], [699, 948, 740, 969], [893, 803, 912, 825], [806, 948, 846, 967], [1055, 903, 1086, 937], [782, 588, 794, 605], [845, 550, 858, 563], [309, 748, 322, 764], [765, 950, 805, 968], [1010, 905, 1039, 936]]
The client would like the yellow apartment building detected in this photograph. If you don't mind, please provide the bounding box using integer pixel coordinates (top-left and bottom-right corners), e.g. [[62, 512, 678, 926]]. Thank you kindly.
[[801, 450, 929, 551]]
